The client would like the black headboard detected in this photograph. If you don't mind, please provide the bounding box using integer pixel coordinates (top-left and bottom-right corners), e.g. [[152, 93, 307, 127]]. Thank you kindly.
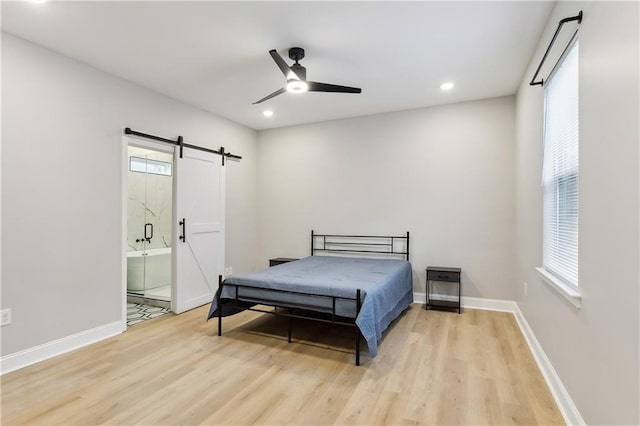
[[311, 230, 410, 261]]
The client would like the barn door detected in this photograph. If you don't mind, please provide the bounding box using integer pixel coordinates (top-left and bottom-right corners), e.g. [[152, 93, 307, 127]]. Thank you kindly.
[[173, 147, 225, 314]]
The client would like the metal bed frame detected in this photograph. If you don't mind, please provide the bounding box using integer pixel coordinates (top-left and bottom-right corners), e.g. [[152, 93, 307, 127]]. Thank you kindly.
[[215, 230, 410, 366]]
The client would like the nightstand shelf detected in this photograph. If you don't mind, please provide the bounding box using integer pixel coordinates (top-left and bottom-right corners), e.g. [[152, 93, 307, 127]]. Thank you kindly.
[[426, 266, 462, 314]]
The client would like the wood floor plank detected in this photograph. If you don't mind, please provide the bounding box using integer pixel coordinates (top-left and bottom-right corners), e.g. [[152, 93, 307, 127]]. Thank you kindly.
[[1, 304, 564, 425]]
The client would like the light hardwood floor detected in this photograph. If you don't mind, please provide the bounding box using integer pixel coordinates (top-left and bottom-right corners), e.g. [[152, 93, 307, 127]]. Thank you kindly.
[[1, 304, 564, 425]]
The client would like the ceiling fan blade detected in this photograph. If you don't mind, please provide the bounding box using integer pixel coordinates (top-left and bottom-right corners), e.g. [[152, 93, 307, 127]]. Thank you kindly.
[[307, 81, 362, 94], [269, 49, 300, 80], [252, 87, 286, 104]]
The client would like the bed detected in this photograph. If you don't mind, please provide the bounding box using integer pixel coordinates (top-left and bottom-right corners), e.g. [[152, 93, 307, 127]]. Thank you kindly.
[[207, 231, 413, 365]]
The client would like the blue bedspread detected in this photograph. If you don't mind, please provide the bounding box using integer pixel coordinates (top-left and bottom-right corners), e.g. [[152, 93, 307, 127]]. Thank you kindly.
[[207, 256, 413, 357]]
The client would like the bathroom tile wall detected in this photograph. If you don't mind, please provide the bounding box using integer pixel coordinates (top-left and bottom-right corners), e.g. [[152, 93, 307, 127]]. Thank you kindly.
[[127, 146, 173, 252]]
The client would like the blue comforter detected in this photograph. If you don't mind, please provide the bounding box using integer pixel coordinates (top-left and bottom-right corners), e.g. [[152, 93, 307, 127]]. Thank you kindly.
[[207, 256, 413, 357]]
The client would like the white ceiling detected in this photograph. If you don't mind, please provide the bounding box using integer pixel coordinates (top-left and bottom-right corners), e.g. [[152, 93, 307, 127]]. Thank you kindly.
[[2, 1, 553, 130]]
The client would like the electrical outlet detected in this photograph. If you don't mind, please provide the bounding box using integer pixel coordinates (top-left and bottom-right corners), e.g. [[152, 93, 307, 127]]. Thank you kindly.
[[524, 281, 528, 297], [224, 266, 232, 277], [1, 309, 12, 326]]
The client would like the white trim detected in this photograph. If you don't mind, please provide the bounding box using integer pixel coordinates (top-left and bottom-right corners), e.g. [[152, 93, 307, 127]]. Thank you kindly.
[[121, 135, 129, 330], [0, 321, 123, 375], [413, 292, 516, 313], [513, 304, 586, 426], [536, 267, 582, 308], [413, 292, 426, 304], [461, 296, 516, 312], [125, 134, 175, 153], [171, 145, 178, 313]]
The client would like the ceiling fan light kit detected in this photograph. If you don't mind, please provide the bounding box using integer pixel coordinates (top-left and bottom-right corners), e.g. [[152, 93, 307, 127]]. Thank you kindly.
[[286, 79, 308, 93], [253, 47, 362, 104]]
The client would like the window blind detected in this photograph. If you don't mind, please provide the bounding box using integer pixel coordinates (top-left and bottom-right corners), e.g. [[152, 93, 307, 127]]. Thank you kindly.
[[542, 39, 579, 288]]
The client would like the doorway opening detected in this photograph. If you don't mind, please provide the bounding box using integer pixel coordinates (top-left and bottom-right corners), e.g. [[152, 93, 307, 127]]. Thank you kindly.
[[125, 144, 174, 323]]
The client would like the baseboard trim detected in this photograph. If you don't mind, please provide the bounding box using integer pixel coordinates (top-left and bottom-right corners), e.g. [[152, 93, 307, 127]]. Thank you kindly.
[[413, 291, 583, 425], [512, 304, 585, 426], [413, 292, 516, 312], [1, 320, 124, 375]]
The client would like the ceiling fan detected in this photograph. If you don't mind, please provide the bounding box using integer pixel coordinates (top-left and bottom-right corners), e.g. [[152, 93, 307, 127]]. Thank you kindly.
[[253, 47, 362, 104]]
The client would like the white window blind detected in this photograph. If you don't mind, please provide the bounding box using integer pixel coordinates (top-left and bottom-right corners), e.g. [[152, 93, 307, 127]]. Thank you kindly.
[[542, 39, 579, 289]]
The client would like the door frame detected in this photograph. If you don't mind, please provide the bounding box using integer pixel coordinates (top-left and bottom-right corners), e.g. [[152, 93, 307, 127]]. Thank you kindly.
[[121, 135, 176, 330]]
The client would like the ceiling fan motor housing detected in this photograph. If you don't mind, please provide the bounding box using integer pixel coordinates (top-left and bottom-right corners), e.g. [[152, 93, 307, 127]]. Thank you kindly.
[[290, 63, 307, 80], [288, 47, 305, 62]]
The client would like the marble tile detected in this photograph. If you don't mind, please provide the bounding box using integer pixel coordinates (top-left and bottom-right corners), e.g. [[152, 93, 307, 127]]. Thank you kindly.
[[127, 146, 173, 251]]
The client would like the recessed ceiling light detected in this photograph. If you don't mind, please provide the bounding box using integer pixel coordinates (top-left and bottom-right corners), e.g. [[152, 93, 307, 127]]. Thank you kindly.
[[440, 82, 454, 91], [28, 0, 48, 3], [263, 110, 274, 117]]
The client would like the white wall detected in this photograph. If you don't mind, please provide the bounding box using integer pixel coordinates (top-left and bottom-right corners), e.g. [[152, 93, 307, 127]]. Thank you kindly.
[[256, 96, 516, 299], [1, 33, 258, 356], [515, 2, 639, 424]]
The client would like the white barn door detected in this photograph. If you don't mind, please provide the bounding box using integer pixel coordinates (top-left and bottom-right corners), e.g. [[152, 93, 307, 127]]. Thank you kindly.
[[173, 147, 225, 314]]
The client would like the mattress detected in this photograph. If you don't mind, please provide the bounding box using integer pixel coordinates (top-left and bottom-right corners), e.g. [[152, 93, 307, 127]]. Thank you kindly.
[[207, 255, 413, 357]]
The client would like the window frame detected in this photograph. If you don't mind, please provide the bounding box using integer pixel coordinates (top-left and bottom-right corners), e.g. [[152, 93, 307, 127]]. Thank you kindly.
[[538, 35, 582, 308], [129, 156, 173, 177]]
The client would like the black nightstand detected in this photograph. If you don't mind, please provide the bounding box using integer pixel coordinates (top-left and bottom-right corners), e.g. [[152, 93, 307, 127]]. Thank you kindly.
[[426, 267, 462, 314], [269, 257, 299, 267]]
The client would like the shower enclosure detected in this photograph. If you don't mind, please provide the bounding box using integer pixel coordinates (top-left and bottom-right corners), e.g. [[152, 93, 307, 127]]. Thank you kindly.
[[127, 146, 173, 301]]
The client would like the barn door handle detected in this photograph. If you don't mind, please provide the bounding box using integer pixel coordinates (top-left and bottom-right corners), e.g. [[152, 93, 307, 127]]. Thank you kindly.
[[179, 219, 186, 243], [144, 223, 153, 243]]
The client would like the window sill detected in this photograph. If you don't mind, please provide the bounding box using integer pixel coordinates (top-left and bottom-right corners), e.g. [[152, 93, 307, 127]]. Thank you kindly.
[[535, 267, 582, 309]]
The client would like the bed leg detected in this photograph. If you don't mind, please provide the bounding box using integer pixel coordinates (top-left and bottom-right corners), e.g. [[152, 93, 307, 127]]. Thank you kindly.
[[217, 275, 223, 337], [288, 314, 292, 344], [355, 288, 361, 366], [355, 329, 361, 366]]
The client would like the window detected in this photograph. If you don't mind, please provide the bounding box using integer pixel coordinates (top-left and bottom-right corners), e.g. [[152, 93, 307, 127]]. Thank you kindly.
[[541, 38, 579, 292], [130, 156, 172, 176]]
